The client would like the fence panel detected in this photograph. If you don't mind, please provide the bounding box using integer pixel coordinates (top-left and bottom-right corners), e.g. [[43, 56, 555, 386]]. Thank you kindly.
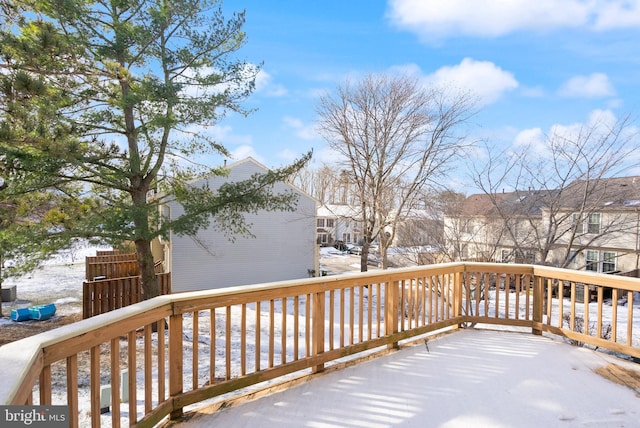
[[83, 273, 171, 318]]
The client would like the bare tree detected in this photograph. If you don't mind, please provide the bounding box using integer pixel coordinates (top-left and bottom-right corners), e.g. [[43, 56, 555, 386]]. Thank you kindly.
[[290, 164, 359, 205], [317, 74, 475, 270], [473, 113, 639, 269]]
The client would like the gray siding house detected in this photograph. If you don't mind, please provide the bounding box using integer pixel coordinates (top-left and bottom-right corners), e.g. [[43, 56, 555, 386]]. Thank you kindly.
[[163, 158, 318, 292]]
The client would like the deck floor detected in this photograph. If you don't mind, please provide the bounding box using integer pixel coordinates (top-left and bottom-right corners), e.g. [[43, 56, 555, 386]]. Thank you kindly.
[[176, 329, 639, 428]]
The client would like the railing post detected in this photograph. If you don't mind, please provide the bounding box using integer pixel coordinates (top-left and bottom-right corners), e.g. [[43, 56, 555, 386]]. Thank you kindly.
[[532, 274, 544, 336], [454, 271, 464, 328], [385, 280, 400, 349], [312, 291, 325, 373], [169, 313, 184, 420]]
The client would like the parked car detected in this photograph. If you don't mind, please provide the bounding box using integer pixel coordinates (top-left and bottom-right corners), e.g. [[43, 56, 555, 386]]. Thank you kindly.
[[348, 246, 362, 255], [333, 240, 348, 251]]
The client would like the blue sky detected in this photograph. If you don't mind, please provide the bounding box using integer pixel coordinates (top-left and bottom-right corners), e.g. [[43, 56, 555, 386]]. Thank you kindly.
[[216, 0, 640, 190]]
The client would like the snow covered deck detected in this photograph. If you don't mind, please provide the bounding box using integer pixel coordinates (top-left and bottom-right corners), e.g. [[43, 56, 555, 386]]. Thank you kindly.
[[177, 329, 640, 428]]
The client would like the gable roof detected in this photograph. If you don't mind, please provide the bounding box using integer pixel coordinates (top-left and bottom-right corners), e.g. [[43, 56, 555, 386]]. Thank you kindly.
[[317, 204, 362, 219], [457, 189, 556, 218], [558, 176, 640, 210], [458, 193, 510, 217]]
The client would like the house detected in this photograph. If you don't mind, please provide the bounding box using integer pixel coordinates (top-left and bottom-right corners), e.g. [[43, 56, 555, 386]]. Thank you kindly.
[[317, 204, 442, 267], [443, 192, 517, 262], [316, 204, 362, 246], [157, 158, 318, 292], [444, 176, 640, 274], [546, 176, 640, 274]]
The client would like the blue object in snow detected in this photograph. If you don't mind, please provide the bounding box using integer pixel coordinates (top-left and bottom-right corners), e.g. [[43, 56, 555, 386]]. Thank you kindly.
[[10, 307, 32, 322], [29, 304, 57, 321]]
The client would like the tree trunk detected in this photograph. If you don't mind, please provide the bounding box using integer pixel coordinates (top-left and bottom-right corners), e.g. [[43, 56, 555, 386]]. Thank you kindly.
[[131, 183, 158, 300], [136, 238, 158, 300], [360, 242, 369, 272]]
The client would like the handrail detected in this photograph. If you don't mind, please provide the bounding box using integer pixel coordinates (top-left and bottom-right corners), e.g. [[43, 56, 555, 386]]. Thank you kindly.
[[0, 262, 638, 428]]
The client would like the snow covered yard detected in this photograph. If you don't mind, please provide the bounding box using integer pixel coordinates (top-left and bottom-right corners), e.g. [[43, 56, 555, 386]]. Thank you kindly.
[[0, 244, 110, 345], [1, 246, 639, 427]]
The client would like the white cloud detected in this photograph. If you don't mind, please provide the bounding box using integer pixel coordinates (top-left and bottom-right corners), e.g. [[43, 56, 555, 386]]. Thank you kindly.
[[282, 116, 319, 140], [593, 1, 640, 30], [558, 73, 615, 98], [513, 127, 544, 149], [207, 124, 253, 146], [511, 109, 638, 161], [425, 58, 518, 105], [229, 145, 265, 163], [255, 70, 288, 97], [276, 149, 299, 162], [387, 0, 640, 40]]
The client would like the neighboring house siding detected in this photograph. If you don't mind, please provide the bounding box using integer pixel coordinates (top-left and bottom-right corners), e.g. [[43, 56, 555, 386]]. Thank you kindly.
[[549, 209, 640, 273], [446, 178, 640, 273], [169, 159, 317, 292]]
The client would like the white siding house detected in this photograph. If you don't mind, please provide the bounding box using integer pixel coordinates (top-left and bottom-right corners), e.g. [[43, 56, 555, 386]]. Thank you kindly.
[[316, 204, 363, 246], [165, 158, 318, 292]]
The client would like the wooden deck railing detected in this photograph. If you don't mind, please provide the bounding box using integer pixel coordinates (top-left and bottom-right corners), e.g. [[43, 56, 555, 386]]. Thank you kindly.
[[0, 262, 638, 428]]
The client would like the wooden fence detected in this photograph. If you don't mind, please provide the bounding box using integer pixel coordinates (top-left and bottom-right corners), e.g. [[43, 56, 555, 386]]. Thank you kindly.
[[85, 253, 139, 281], [2, 262, 638, 428], [83, 272, 171, 319]]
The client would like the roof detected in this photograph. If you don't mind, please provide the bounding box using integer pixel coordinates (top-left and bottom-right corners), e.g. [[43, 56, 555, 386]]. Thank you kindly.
[[457, 193, 510, 217], [317, 204, 363, 219], [457, 176, 640, 217], [558, 176, 640, 210]]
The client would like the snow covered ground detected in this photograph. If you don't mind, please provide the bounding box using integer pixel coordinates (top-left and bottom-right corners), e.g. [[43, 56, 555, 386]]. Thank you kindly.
[[182, 329, 640, 428], [0, 243, 110, 323], [1, 246, 639, 427]]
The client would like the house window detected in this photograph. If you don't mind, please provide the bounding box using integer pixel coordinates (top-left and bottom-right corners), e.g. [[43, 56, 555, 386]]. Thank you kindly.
[[568, 250, 578, 267], [326, 219, 334, 228], [586, 250, 599, 271], [500, 250, 510, 263], [524, 251, 536, 264], [587, 213, 601, 234], [317, 233, 328, 244], [602, 252, 616, 273], [572, 213, 584, 234], [343, 233, 351, 243], [317, 218, 325, 228]]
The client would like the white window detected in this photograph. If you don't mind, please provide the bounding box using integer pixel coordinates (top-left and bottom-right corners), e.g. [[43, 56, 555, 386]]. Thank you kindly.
[[568, 250, 578, 267], [586, 250, 598, 272], [342, 233, 351, 243], [602, 252, 616, 273], [326, 219, 334, 228], [587, 213, 601, 234], [572, 213, 584, 234], [500, 250, 510, 263], [317, 218, 325, 228]]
